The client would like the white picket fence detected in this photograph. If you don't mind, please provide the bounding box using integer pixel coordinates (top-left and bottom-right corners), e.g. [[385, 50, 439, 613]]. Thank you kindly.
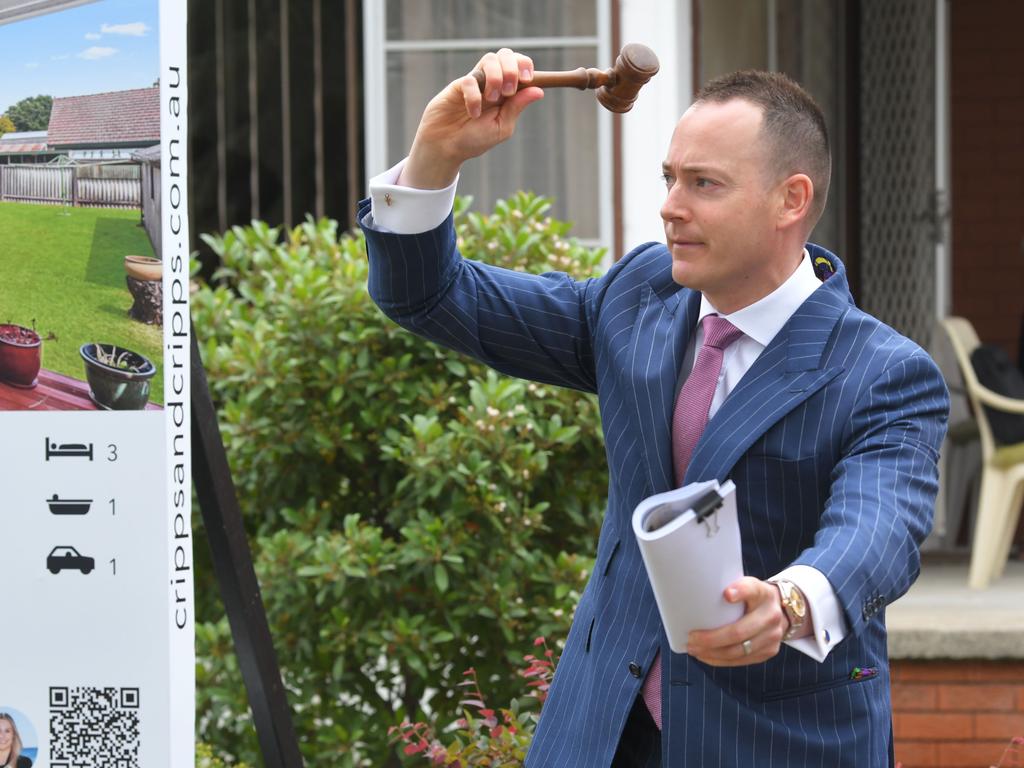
[[0, 165, 141, 209]]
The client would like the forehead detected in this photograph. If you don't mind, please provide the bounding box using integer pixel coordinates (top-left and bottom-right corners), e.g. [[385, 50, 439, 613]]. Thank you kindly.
[[665, 98, 766, 170]]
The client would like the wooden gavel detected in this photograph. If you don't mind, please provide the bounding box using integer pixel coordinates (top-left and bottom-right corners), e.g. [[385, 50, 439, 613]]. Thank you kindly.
[[471, 43, 660, 113]]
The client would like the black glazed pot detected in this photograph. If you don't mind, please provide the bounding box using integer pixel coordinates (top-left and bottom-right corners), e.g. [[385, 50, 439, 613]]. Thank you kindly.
[[80, 343, 157, 410]]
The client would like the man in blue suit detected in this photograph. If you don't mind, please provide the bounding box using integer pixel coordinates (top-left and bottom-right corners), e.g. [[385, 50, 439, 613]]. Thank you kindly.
[[359, 49, 948, 767]]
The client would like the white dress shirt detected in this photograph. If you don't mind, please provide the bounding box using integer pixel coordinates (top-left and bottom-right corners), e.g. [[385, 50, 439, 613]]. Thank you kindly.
[[367, 158, 849, 661]]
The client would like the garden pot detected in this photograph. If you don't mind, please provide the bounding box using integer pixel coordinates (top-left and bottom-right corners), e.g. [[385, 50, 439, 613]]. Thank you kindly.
[[80, 342, 157, 410], [124, 255, 162, 282], [0, 323, 42, 388]]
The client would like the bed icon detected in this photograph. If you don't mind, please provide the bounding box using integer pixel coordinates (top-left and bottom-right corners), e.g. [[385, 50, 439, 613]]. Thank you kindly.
[[45, 437, 94, 461]]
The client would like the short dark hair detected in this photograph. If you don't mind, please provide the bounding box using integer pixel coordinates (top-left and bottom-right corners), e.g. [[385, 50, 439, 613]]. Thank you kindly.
[[695, 70, 831, 230]]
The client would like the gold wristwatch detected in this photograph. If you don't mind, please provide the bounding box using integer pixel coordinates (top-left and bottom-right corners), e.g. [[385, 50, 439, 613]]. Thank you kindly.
[[770, 579, 807, 641]]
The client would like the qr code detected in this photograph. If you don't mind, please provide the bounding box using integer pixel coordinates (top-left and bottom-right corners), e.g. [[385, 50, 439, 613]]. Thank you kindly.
[[49, 686, 140, 768]]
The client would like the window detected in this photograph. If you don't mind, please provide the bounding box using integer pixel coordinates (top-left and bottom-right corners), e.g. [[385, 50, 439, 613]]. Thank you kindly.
[[697, 0, 842, 255], [364, 0, 612, 245]]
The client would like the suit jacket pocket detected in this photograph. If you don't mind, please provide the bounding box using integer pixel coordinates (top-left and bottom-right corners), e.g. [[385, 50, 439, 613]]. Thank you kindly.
[[761, 670, 879, 702]]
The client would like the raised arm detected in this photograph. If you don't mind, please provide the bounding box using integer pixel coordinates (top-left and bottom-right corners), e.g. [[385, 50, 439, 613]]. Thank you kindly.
[[400, 49, 545, 190]]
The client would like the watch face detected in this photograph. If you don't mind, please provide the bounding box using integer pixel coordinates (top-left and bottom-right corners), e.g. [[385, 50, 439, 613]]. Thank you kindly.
[[790, 587, 807, 618]]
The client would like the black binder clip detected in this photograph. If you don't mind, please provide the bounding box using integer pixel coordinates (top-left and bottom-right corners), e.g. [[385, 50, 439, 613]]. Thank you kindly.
[[692, 490, 724, 538]]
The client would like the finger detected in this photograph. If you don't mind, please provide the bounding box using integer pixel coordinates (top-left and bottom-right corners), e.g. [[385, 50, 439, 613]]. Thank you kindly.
[[689, 595, 782, 653], [498, 86, 544, 125], [724, 576, 767, 608], [689, 612, 765, 653], [497, 48, 521, 96], [516, 52, 535, 83], [691, 625, 784, 667], [458, 74, 483, 119], [692, 640, 771, 667], [478, 52, 503, 103]]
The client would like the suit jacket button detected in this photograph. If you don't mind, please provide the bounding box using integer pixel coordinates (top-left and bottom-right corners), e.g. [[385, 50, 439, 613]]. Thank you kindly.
[[629, 662, 642, 678]]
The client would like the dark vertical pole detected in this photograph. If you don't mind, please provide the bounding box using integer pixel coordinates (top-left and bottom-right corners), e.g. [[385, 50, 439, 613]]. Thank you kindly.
[[287, 0, 316, 224], [190, 326, 305, 768], [223, 0, 253, 227], [253, 0, 285, 227], [321, 0, 346, 224], [344, 0, 365, 226], [840, 0, 861, 302], [188, 0, 221, 277]]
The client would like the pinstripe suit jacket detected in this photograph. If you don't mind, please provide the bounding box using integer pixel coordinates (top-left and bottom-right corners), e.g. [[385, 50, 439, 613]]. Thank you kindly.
[[360, 200, 949, 768]]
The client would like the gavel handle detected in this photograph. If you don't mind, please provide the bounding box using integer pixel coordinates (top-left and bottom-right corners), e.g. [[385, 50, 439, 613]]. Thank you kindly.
[[471, 67, 613, 93]]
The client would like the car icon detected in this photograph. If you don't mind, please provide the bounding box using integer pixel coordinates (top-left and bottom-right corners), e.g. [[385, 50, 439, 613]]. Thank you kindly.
[[47, 546, 95, 575]]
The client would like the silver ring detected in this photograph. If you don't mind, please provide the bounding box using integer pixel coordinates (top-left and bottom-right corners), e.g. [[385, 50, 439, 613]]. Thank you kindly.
[[742, 639, 753, 656]]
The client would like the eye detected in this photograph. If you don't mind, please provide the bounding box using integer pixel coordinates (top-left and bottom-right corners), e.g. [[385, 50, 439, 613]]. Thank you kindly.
[[660, 173, 674, 188], [694, 177, 716, 189]]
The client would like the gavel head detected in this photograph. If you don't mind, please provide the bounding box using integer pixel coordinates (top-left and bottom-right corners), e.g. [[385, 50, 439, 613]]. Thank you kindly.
[[597, 43, 660, 113]]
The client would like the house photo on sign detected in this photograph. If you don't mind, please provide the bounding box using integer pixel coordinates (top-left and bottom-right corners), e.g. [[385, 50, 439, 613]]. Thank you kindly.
[[0, 0, 193, 766]]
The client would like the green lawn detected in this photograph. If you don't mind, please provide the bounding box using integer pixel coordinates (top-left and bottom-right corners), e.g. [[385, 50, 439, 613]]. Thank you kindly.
[[0, 201, 163, 403]]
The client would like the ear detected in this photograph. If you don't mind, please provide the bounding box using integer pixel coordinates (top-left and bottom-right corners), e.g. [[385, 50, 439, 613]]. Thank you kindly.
[[776, 173, 814, 231]]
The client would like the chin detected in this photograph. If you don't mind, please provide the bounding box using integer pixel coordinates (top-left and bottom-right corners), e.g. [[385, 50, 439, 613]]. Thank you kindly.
[[671, 261, 696, 288]]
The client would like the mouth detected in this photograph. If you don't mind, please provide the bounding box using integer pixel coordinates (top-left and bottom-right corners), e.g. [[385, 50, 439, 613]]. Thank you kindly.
[[668, 239, 705, 251]]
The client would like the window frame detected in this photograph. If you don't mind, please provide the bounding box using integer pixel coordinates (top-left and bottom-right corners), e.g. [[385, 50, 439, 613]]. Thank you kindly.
[[362, 0, 613, 248]]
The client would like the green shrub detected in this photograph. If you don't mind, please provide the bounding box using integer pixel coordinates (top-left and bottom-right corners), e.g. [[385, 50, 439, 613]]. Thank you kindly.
[[191, 193, 609, 766], [196, 742, 251, 768]]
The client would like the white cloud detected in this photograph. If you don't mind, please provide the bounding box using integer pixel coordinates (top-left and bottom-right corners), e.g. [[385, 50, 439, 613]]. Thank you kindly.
[[51, 54, 70, 61], [100, 22, 149, 37], [25, 62, 39, 69], [78, 47, 118, 60], [84, 32, 101, 40]]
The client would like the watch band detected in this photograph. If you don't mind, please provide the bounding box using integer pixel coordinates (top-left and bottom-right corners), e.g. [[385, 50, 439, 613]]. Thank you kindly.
[[771, 578, 807, 641]]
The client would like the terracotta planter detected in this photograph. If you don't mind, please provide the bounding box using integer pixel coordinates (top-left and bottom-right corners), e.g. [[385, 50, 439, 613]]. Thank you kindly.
[[80, 343, 157, 410], [124, 255, 162, 282], [0, 323, 42, 388]]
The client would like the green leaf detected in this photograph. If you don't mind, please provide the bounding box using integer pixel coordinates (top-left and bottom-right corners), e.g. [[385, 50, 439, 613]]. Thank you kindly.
[[434, 563, 450, 593]]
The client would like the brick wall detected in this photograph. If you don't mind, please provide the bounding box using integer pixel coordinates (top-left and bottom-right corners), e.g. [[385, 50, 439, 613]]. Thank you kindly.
[[892, 659, 1024, 767], [950, 0, 1024, 363]]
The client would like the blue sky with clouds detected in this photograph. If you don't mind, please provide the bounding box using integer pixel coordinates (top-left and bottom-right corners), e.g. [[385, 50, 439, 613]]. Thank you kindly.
[[1, 0, 159, 117]]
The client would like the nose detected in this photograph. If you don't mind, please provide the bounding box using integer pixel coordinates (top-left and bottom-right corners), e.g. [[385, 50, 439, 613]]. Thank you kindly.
[[660, 181, 692, 224]]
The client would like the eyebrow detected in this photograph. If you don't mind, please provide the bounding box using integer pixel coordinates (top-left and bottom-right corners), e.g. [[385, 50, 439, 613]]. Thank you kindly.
[[659, 162, 724, 174], [661, 162, 731, 178]]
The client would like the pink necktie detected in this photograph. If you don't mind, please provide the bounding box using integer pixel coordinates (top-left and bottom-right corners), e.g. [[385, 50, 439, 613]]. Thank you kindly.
[[641, 314, 744, 729]]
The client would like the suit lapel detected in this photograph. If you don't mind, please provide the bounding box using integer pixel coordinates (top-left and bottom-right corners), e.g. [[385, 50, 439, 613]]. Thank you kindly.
[[630, 285, 700, 495], [684, 270, 851, 483]]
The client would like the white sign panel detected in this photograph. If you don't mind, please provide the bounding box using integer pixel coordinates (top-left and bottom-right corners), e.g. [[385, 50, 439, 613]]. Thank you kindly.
[[0, 1, 193, 766]]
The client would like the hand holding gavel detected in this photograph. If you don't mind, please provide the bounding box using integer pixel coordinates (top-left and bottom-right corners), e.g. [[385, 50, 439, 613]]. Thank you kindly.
[[400, 45, 659, 190], [471, 43, 659, 113]]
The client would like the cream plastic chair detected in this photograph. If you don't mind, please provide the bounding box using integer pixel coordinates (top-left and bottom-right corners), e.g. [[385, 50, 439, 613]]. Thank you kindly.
[[928, 320, 981, 551], [942, 317, 1024, 588]]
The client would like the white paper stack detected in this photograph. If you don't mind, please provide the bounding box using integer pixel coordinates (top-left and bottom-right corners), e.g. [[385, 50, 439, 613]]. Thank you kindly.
[[632, 479, 745, 653]]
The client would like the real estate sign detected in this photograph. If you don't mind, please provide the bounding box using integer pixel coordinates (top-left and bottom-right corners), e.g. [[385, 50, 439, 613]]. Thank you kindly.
[[0, 2, 193, 766]]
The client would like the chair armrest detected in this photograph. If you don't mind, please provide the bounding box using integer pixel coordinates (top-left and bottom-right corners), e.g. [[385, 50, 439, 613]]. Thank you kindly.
[[973, 383, 1024, 414]]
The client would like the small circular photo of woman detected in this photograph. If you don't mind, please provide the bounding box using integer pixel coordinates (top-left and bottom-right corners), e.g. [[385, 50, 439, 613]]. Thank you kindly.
[[0, 709, 36, 768]]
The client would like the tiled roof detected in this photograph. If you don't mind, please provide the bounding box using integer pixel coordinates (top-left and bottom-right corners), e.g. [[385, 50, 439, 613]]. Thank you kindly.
[[47, 86, 159, 148], [0, 139, 49, 154]]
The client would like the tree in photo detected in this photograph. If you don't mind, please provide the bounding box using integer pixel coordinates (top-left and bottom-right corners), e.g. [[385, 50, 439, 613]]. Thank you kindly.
[[0, 115, 15, 137], [6, 95, 53, 132]]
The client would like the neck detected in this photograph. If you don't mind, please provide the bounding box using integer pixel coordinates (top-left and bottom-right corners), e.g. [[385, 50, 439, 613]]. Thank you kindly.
[[705, 248, 804, 315]]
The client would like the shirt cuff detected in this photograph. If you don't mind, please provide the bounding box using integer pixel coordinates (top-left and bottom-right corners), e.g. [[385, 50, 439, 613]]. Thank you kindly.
[[774, 565, 847, 662], [368, 157, 459, 234]]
